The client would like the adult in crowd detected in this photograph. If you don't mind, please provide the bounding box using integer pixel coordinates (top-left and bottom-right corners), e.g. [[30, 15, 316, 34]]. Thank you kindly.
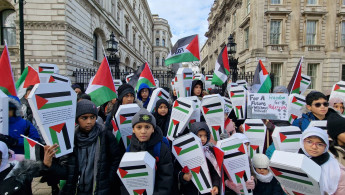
[[327, 112, 345, 166]]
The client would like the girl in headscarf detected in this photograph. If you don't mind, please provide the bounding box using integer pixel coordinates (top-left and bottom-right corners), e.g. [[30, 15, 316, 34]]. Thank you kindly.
[[153, 99, 171, 136]]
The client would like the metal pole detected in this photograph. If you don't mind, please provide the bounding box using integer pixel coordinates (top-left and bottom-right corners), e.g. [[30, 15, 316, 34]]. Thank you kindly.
[[19, 0, 25, 73]]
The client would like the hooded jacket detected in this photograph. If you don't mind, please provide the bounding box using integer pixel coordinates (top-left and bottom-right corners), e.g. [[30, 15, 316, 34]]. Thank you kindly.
[[292, 107, 337, 131], [191, 80, 204, 100], [137, 83, 152, 109]]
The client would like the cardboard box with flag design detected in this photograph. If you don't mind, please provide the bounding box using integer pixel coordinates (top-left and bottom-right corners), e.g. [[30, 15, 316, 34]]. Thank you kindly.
[[330, 81, 345, 101], [0, 90, 8, 135], [187, 96, 201, 129], [287, 94, 306, 124], [146, 88, 170, 113], [205, 75, 215, 93], [175, 68, 193, 98], [229, 85, 247, 119], [272, 126, 302, 153], [243, 119, 267, 158], [307, 121, 327, 132], [38, 63, 59, 83]]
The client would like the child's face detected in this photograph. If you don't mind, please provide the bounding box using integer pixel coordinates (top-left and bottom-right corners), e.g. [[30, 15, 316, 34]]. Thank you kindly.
[[197, 130, 208, 145], [193, 84, 202, 96], [333, 103, 344, 114], [303, 137, 326, 157], [306, 98, 329, 118], [123, 93, 134, 105], [255, 167, 269, 175], [77, 114, 97, 132], [133, 122, 154, 142], [8, 108, 14, 117], [140, 88, 149, 99], [157, 104, 168, 116]]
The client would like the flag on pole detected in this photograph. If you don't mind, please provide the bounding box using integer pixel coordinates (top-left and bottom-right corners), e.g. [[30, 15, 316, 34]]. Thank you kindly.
[[287, 57, 303, 94], [134, 62, 156, 91], [85, 56, 117, 106], [212, 46, 230, 86], [0, 44, 17, 96], [15, 65, 40, 99], [252, 60, 272, 93], [165, 34, 200, 66], [22, 135, 43, 161]]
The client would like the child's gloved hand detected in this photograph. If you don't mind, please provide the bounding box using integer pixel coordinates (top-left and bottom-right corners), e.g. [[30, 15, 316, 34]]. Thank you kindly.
[[183, 172, 192, 182], [225, 179, 244, 194], [245, 176, 255, 190]]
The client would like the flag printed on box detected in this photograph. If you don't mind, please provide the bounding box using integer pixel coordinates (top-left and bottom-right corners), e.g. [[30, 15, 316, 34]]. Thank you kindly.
[[216, 136, 252, 195], [205, 75, 215, 92], [193, 73, 205, 85], [272, 126, 302, 153], [175, 68, 193, 98], [0, 91, 9, 135], [243, 119, 266, 158], [300, 74, 311, 95], [236, 80, 247, 89], [201, 94, 225, 141], [165, 34, 200, 66], [171, 78, 176, 91], [146, 88, 170, 113], [38, 63, 59, 83], [114, 79, 123, 92], [212, 46, 230, 86], [270, 150, 322, 195], [115, 104, 140, 148], [172, 133, 213, 194], [307, 121, 327, 131], [230, 86, 247, 119], [187, 96, 201, 129], [167, 97, 195, 141], [48, 74, 71, 85], [117, 151, 156, 195], [330, 81, 345, 101], [287, 57, 303, 94], [134, 62, 156, 92], [23, 136, 41, 161], [226, 81, 238, 96], [287, 94, 306, 124], [0, 44, 17, 96], [223, 97, 233, 112], [15, 65, 40, 99], [111, 119, 121, 143], [28, 83, 77, 158], [252, 60, 272, 93]]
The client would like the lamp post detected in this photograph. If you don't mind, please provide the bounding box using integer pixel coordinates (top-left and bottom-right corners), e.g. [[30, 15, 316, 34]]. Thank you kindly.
[[227, 34, 238, 83], [106, 32, 120, 79]]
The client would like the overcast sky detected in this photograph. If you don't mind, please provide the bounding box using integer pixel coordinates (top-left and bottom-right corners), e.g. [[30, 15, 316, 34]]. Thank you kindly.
[[147, 0, 214, 47]]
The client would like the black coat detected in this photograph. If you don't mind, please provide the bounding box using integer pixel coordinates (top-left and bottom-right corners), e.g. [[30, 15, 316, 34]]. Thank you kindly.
[[253, 177, 284, 195]]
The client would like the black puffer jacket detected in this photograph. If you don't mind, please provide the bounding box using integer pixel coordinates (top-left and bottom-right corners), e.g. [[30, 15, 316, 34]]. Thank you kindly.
[[128, 126, 173, 195], [47, 123, 123, 195]]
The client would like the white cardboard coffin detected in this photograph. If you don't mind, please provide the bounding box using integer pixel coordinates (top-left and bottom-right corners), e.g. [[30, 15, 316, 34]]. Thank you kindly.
[[187, 96, 201, 129], [0, 90, 9, 135], [330, 81, 345, 101], [154, 78, 159, 87], [146, 88, 170, 113], [113, 79, 123, 92], [270, 150, 321, 195], [49, 74, 71, 85], [300, 74, 311, 95], [307, 121, 327, 131], [167, 97, 195, 141], [216, 136, 252, 195], [126, 73, 134, 83], [229, 86, 247, 119], [28, 83, 77, 158], [175, 68, 193, 98], [118, 151, 156, 195], [205, 75, 215, 92], [38, 63, 59, 83], [272, 126, 302, 153], [236, 80, 247, 89], [115, 104, 141, 148], [243, 119, 267, 158], [201, 94, 225, 141], [171, 78, 176, 91], [172, 133, 213, 194], [226, 81, 238, 95], [223, 97, 233, 113], [193, 73, 205, 86], [287, 94, 306, 124]]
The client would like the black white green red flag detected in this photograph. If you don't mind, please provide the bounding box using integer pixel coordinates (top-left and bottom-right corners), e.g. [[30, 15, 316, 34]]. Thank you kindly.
[[0, 44, 17, 96], [134, 62, 156, 91], [287, 57, 303, 94], [252, 60, 272, 93], [212, 46, 230, 85], [15, 65, 40, 99]]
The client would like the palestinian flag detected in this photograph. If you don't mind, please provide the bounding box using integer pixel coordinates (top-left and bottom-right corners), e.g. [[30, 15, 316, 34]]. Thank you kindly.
[[301, 74, 311, 86], [224, 98, 233, 110], [222, 143, 246, 158], [212, 46, 230, 85], [0, 44, 17, 96], [249, 145, 259, 158], [280, 131, 301, 143], [234, 106, 244, 119], [165, 34, 200, 65], [287, 57, 303, 94], [333, 83, 345, 93], [173, 100, 191, 114], [270, 166, 314, 186], [49, 74, 70, 84], [244, 123, 265, 133], [252, 60, 272, 93], [15, 65, 40, 99], [213, 147, 225, 193], [135, 62, 156, 91], [236, 80, 247, 87], [190, 166, 212, 192], [288, 114, 299, 124], [210, 126, 222, 141], [85, 56, 117, 106], [173, 136, 199, 156], [202, 102, 223, 115], [230, 89, 245, 98], [119, 112, 136, 125], [111, 119, 121, 143], [234, 170, 252, 193], [24, 136, 41, 161], [133, 189, 147, 195], [39, 66, 55, 74], [168, 119, 180, 138], [188, 119, 197, 129], [35, 91, 73, 110], [291, 96, 306, 107], [158, 90, 169, 100], [118, 164, 148, 179], [49, 122, 72, 155], [309, 121, 327, 131], [205, 75, 213, 81]]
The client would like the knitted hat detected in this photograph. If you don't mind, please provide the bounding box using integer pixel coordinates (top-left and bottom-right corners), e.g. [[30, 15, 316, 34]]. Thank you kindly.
[[76, 100, 98, 120], [252, 154, 270, 169], [132, 108, 156, 128], [117, 83, 135, 101], [71, 84, 82, 90], [327, 112, 345, 145]]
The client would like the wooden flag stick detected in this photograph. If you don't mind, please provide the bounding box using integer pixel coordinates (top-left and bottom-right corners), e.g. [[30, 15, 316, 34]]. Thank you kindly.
[[20, 134, 45, 147]]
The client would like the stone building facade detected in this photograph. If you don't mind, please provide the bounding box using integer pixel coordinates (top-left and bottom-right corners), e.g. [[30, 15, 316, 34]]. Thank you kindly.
[[201, 0, 345, 93], [0, 0, 172, 82], [153, 14, 172, 70]]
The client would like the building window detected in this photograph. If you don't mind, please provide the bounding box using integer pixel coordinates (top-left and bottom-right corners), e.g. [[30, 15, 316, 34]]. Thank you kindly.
[[270, 20, 281, 44], [306, 21, 317, 45], [139, 41, 141, 53], [156, 38, 159, 46], [246, 0, 251, 14], [342, 65, 345, 80], [244, 27, 249, 49], [240, 66, 245, 73], [343, 0, 345, 5], [163, 31, 165, 35], [1, 10, 16, 46], [117, 8, 120, 21], [125, 24, 129, 39], [271, 0, 281, 4], [162, 39, 165, 47], [133, 33, 136, 46], [233, 12, 237, 30], [156, 30, 159, 35], [271, 63, 282, 88], [93, 33, 97, 61], [307, 0, 317, 5], [342, 21, 345, 46], [307, 63, 318, 89], [162, 57, 165, 66], [156, 57, 159, 66]]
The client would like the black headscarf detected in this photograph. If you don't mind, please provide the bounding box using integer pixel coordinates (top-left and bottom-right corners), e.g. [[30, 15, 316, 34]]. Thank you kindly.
[[153, 99, 170, 136]]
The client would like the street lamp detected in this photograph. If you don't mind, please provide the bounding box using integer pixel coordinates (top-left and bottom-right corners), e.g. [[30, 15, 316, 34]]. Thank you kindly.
[[227, 34, 238, 83], [106, 32, 120, 79]]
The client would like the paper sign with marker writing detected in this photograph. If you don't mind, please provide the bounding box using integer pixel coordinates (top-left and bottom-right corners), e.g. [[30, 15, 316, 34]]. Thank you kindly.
[[28, 83, 77, 158], [146, 88, 170, 113], [247, 93, 288, 120], [172, 133, 213, 194], [49, 74, 71, 85], [270, 150, 321, 195], [216, 136, 252, 195], [307, 121, 327, 131], [229, 86, 247, 119], [300, 74, 311, 95], [0, 90, 9, 135], [205, 75, 215, 92], [287, 94, 306, 124], [243, 119, 266, 158], [272, 126, 302, 153], [167, 97, 195, 141], [118, 151, 156, 195], [201, 94, 225, 141], [175, 68, 193, 97], [38, 63, 59, 83], [330, 81, 345, 101], [115, 104, 141, 148], [113, 79, 123, 92], [187, 96, 201, 129]]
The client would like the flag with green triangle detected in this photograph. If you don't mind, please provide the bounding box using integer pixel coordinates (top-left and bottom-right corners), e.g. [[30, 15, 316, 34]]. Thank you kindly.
[[0, 44, 17, 96], [252, 60, 272, 93], [212, 46, 230, 85], [16, 65, 40, 99], [135, 62, 156, 92], [287, 57, 303, 94]]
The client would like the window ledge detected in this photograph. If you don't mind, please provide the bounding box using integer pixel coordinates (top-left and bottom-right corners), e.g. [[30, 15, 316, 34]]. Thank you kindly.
[[239, 48, 249, 55], [301, 45, 325, 52]]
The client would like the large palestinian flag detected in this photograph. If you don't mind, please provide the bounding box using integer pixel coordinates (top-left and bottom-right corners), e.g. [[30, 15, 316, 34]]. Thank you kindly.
[[85, 56, 117, 106], [0, 44, 17, 96], [287, 57, 303, 94], [16, 65, 40, 99], [135, 62, 156, 91], [252, 60, 272, 93], [212, 46, 230, 85], [165, 34, 200, 65]]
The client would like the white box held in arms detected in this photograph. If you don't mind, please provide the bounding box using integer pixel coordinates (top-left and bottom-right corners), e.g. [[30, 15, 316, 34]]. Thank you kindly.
[[243, 119, 267, 158], [272, 126, 302, 153], [175, 68, 193, 98], [0, 90, 9, 135], [146, 88, 170, 113]]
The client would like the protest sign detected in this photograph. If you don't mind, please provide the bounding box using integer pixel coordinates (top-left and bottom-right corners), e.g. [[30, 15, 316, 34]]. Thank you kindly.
[[175, 68, 193, 97], [0, 90, 9, 135], [287, 94, 306, 124], [146, 88, 170, 113], [201, 94, 225, 141], [247, 93, 288, 121], [229, 86, 247, 119], [38, 63, 59, 83], [115, 104, 141, 148], [187, 96, 201, 129], [330, 81, 345, 100], [223, 97, 233, 112], [154, 78, 159, 87], [113, 79, 122, 92], [28, 83, 77, 158], [205, 75, 215, 92], [307, 121, 327, 131], [270, 150, 322, 195], [272, 126, 302, 153], [216, 136, 252, 195], [300, 74, 311, 95], [243, 119, 266, 158], [167, 97, 195, 141], [126, 73, 134, 83], [118, 151, 156, 195], [49, 74, 71, 85], [172, 133, 213, 194]]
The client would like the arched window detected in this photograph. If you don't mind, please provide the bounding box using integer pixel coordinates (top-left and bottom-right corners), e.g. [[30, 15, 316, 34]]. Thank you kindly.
[[1, 10, 16, 46], [156, 57, 159, 66], [162, 39, 165, 47], [156, 38, 159, 46], [162, 57, 165, 66], [93, 33, 97, 60]]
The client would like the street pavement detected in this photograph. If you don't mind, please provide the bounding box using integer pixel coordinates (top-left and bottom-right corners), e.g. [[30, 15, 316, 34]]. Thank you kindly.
[[32, 177, 51, 195]]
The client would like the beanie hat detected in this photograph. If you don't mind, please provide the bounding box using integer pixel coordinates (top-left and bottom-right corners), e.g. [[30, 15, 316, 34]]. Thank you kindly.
[[132, 108, 156, 128], [118, 84, 135, 101], [327, 112, 345, 145], [71, 84, 82, 90], [252, 154, 270, 169], [76, 100, 98, 121]]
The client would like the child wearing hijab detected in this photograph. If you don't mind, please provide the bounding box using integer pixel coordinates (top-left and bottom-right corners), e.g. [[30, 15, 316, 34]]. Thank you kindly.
[[299, 127, 345, 194], [329, 97, 344, 114], [153, 99, 171, 136], [191, 80, 204, 100], [137, 83, 152, 109]]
